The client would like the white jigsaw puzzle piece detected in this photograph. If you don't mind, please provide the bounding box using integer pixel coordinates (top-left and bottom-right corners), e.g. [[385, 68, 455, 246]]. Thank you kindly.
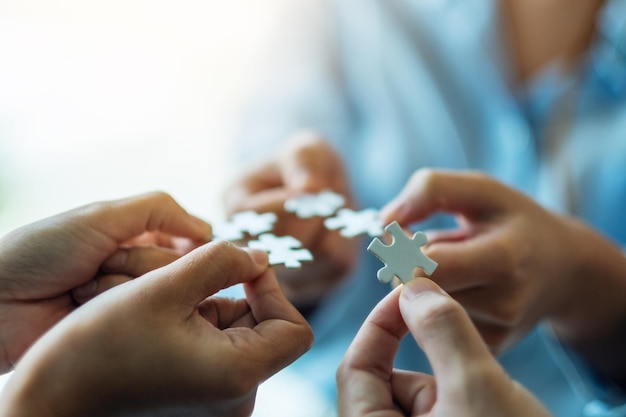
[[284, 190, 346, 218], [248, 234, 313, 268], [367, 221, 438, 284], [212, 221, 245, 241], [212, 210, 277, 241], [324, 208, 384, 238]]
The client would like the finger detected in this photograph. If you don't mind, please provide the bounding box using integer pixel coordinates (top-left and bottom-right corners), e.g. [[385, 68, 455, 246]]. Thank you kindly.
[[337, 287, 408, 415], [379, 169, 521, 225], [225, 160, 289, 213], [279, 131, 348, 193], [80, 192, 212, 245], [390, 369, 437, 416], [197, 297, 255, 329], [399, 278, 496, 387], [425, 223, 518, 291], [72, 274, 132, 304], [340, 286, 407, 373], [240, 269, 313, 378], [101, 246, 182, 277], [148, 241, 270, 309]]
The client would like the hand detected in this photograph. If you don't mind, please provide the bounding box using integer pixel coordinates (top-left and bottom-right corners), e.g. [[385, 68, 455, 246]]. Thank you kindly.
[[226, 131, 358, 309], [379, 169, 626, 383], [336, 278, 553, 417], [378, 169, 597, 352], [0, 192, 212, 372], [0, 242, 313, 417]]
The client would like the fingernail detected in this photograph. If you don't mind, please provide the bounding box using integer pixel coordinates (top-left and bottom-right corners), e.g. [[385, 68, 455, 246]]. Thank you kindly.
[[73, 280, 97, 299], [401, 277, 447, 301], [103, 250, 128, 271], [246, 248, 269, 267]]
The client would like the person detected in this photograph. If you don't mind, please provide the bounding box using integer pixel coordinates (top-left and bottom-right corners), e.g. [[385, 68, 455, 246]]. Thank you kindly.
[[226, 0, 626, 415], [0, 192, 313, 416]]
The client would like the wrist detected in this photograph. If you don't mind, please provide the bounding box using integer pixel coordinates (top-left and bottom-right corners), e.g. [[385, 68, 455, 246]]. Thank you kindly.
[[548, 216, 626, 380]]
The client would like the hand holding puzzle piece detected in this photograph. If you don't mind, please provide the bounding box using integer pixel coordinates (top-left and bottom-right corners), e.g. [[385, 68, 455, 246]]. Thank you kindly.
[[214, 190, 438, 282]]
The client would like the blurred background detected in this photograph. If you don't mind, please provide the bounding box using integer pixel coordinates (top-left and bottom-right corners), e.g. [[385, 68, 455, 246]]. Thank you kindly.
[[0, 1, 334, 415], [0, 0, 278, 232]]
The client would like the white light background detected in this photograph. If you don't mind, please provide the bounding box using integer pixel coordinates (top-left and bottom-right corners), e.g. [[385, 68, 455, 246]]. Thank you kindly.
[[0, 1, 334, 415]]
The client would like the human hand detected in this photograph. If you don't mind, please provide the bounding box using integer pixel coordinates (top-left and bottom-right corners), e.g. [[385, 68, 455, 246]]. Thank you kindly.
[[0, 192, 212, 372], [336, 278, 553, 417], [0, 242, 313, 417], [378, 169, 593, 352], [226, 131, 358, 309]]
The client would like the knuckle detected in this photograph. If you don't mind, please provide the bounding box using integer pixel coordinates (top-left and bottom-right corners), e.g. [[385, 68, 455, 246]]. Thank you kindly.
[[144, 191, 177, 207]]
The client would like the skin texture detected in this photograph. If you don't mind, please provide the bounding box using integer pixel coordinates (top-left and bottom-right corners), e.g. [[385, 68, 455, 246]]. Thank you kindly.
[[0, 195, 313, 416], [226, 131, 358, 310], [501, 0, 604, 82], [0, 192, 212, 373], [380, 169, 626, 383], [337, 278, 554, 417]]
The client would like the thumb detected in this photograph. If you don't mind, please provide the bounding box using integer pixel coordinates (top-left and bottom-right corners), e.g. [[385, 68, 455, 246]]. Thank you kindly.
[[84, 192, 213, 243], [399, 278, 494, 386], [148, 241, 269, 309], [379, 169, 517, 225], [279, 131, 346, 192]]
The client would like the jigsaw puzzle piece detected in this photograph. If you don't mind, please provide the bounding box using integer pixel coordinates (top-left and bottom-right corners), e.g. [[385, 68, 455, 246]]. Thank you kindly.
[[367, 221, 437, 284], [248, 233, 313, 268], [284, 190, 346, 218], [324, 208, 384, 237], [212, 221, 244, 241], [212, 210, 277, 241]]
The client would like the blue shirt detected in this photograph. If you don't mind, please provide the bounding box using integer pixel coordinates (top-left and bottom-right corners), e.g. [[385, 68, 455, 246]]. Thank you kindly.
[[237, 0, 626, 415]]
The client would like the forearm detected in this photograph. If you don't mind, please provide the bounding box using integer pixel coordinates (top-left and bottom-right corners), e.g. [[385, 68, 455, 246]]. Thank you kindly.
[[548, 216, 626, 385]]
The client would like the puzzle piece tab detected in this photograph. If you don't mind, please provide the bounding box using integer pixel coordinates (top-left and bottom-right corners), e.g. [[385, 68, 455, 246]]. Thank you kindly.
[[367, 221, 437, 284], [284, 190, 346, 218], [248, 234, 313, 268], [212, 211, 277, 241], [324, 208, 384, 238]]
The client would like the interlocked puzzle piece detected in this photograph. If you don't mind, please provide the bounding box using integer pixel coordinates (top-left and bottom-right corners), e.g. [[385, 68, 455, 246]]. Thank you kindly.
[[284, 190, 346, 218], [324, 208, 384, 238], [248, 233, 313, 268], [367, 221, 438, 284], [212, 210, 277, 241]]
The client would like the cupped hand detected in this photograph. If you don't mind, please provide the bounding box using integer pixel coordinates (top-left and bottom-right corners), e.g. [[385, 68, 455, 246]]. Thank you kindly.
[[225, 131, 358, 309], [379, 169, 585, 352], [337, 278, 553, 417], [0, 192, 212, 372], [0, 241, 313, 417]]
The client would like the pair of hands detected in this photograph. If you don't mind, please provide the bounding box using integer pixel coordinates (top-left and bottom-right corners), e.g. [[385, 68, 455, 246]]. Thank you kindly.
[[0, 193, 312, 416], [229, 132, 626, 413], [229, 132, 620, 353]]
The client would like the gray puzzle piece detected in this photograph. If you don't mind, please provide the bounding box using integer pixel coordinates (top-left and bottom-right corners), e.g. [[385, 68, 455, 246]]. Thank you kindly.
[[367, 221, 437, 284]]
